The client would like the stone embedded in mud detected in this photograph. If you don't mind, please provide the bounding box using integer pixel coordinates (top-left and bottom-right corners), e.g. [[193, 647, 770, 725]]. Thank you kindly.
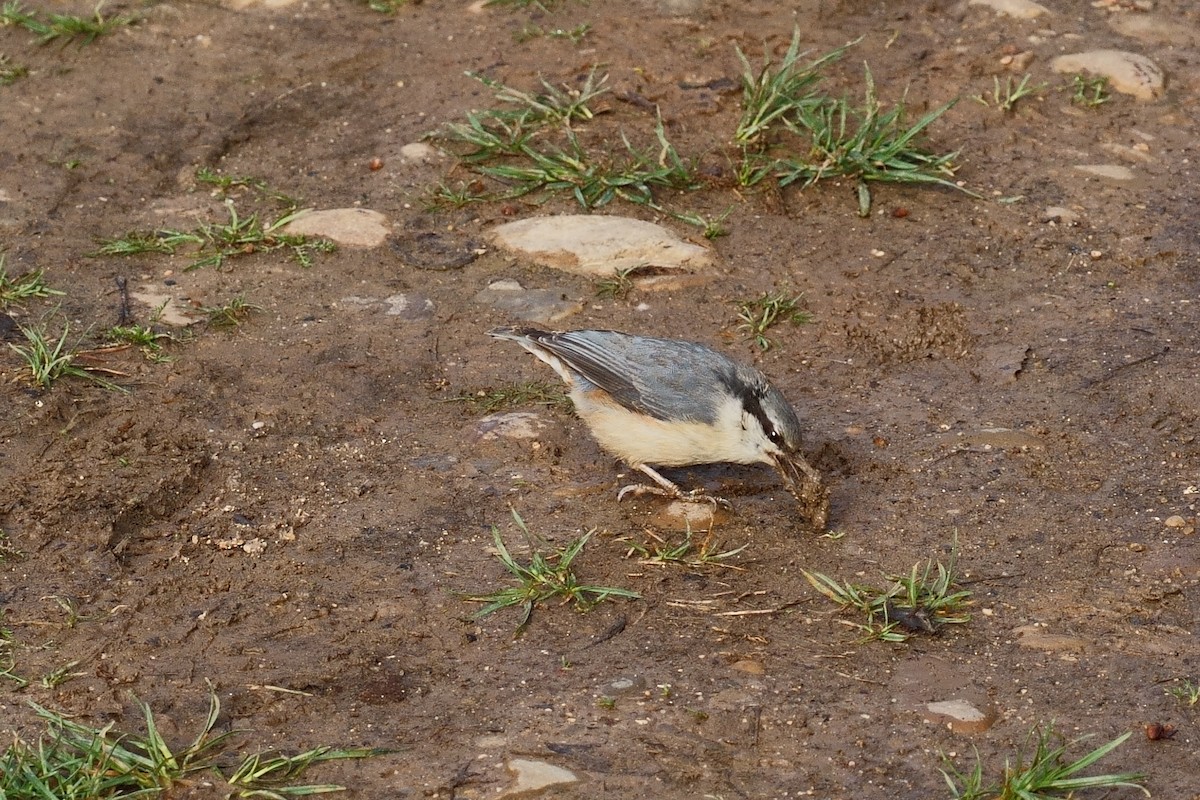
[[500, 759, 578, 797], [390, 231, 482, 271], [967, 0, 1049, 18], [398, 142, 444, 164], [475, 412, 548, 441], [338, 293, 435, 319], [924, 699, 996, 733], [1013, 624, 1088, 652], [489, 214, 714, 281], [383, 293, 435, 319], [1050, 50, 1165, 101], [130, 287, 203, 327], [1073, 164, 1136, 182], [1108, 14, 1200, 46], [281, 208, 390, 248], [474, 278, 583, 323], [645, 498, 730, 531]]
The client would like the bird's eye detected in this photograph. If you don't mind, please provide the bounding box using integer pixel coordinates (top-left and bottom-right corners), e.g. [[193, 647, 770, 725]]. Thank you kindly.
[[767, 429, 784, 446]]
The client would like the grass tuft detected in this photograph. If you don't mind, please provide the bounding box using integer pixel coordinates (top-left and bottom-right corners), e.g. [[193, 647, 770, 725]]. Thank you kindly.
[[620, 529, 747, 570], [0, 52, 29, 84], [734, 31, 857, 146], [448, 380, 569, 413], [735, 290, 811, 351], [202, 296, 261, 329], [975, 73, 1046, 112], [802, 546, 971, 642], [0, 257, 64, 306], [0, 690, 385, 799], [774, 66, 965, 217], [1069, 74, 1110, 108], [1166, 678, 1200, 707], [434, 72, 697, 212], [942, 724, 1146, 800], [8, 318, 125, 392], [465, 508, 641, 636], [0, 0, 136, 46], [94, 170, 335, 271]]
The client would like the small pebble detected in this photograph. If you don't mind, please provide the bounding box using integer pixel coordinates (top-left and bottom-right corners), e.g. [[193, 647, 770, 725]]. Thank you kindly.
[[1164, 515, 1187, 528]]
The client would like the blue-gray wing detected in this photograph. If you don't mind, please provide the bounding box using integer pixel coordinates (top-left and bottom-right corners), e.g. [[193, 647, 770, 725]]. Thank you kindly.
[[527, 329, 735, 424]]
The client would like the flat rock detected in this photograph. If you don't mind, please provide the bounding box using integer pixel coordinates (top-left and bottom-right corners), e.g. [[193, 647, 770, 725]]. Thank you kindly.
[[338, 293, 435, 319], [474, 278, 583, 323], [489, 215, 714, 278], [282, 208, 390, 247], [129, 286, 203, 326], [500, 759, 578, 797], [1014, 624, 1088, 652], [924, 699, 997, 733], [1073, 164, 1136, 181], [968, 0, 1049, 18], [1050, 50, 1165, 101]]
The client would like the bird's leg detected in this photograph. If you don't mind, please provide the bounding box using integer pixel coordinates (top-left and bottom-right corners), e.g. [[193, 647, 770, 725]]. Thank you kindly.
[[617, 464, 732, 509]]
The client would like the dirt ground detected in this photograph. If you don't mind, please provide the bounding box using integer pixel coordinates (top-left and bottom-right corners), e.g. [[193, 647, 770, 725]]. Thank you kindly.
[[1, 0, 1198, 797]]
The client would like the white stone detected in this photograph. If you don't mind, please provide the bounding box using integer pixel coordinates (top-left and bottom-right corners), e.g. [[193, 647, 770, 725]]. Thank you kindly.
[[500, 759, 578, 797], [476, 412, 548, 442], [968, 0, 1049, 18], [489, 215, 714, 277], [926, 700, 987, 722], [399, 142, 443, 164], [1050, 50, 1165, 101], [281, 208, 390, 248], [1073, 164, 1136, 181]]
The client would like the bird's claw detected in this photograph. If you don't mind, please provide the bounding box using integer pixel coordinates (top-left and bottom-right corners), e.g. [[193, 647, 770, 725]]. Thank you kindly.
[[617, 483, 732, 509]]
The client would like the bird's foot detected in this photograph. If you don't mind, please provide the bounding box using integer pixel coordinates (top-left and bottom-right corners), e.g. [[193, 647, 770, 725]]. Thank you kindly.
[[617, 482, 733, 510]]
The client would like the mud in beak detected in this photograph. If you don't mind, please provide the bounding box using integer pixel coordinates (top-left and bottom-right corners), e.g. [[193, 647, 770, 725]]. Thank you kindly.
[[773, 451, 830, 530]]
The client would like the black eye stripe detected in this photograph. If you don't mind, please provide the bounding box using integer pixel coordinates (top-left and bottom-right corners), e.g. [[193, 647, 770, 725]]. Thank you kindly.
[[723, 375, 778, 443]]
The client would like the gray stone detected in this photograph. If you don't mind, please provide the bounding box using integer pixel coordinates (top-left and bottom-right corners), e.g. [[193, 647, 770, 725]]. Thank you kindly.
[[474, 278, 582, 323], [383, 293, 435, 319]]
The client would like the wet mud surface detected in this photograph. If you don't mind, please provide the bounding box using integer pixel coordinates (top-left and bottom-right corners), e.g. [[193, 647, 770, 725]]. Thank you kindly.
[[1, 1, 1198, 797]]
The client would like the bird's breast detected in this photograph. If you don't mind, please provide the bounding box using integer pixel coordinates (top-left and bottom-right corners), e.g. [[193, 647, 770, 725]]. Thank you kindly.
[[569, 387, 768, 467]]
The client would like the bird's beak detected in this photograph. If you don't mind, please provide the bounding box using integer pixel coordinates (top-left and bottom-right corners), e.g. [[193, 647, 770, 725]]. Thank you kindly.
[[773, 452, 830, 530]]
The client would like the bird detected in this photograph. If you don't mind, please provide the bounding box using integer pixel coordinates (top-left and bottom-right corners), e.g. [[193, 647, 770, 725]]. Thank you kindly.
[[488, 326, 829, 528]]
